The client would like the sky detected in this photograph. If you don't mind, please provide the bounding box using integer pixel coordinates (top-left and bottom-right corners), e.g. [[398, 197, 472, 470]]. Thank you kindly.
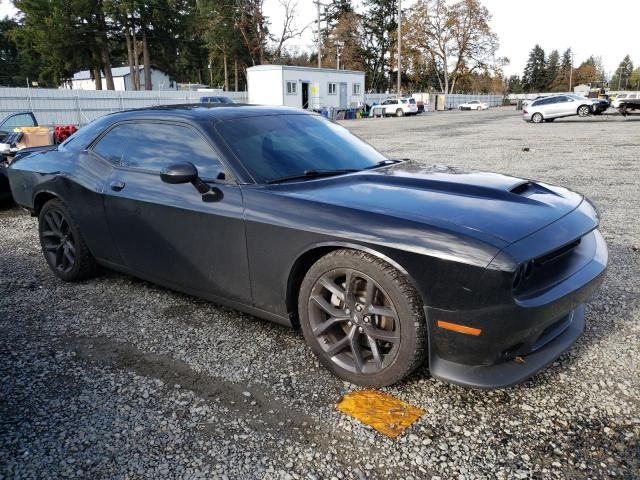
[[2, 0, 637, 78], [263, 0, 639, 78]]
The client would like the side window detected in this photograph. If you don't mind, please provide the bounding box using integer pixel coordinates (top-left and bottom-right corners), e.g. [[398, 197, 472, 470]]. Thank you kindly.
[[352, 83, 361, 95], [628, 94, 637, 99], [1, 113, 35, 132], [286, 81, 297, 95], [328, 83, 337, 95], [92, 125, 129, 164], [93, 122, 223, 179]]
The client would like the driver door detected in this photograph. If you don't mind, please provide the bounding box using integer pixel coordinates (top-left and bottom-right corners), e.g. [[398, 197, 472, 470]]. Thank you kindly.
[[0, 112, 37, 142], [95, 120, 251, 304]]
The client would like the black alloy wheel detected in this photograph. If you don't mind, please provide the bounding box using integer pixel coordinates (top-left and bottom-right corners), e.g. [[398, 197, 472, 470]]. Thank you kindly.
[[298, 249, 426, 387], [38, 199, 97, 281], [41, 207, 76, 274], [308, 268, 400, 375]]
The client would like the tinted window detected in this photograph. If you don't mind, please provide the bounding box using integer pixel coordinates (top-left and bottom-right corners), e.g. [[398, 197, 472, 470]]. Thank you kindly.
[[629, 94, 637, 99], [93, 122, 222, 179], [216, 114, 386, 183], [1, 113, 35, 132]]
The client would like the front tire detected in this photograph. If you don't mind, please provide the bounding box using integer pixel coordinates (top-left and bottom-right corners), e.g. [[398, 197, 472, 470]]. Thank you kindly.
[[396, 109, 404, 117], [577, 105, 590, 117], [38, 199, 98, 282], [298, 249, 427, 387], [531, 112, 544, 123]]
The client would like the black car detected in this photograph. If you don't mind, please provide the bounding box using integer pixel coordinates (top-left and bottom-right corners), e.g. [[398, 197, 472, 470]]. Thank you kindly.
[[7, 105, 607, 388], [1, 112, 39, 202], [589, 98, 610, 115]]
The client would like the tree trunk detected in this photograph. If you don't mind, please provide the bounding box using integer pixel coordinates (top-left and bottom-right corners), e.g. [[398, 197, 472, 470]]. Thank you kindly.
[[97, 7, 114, 90], [125, 29, 135, 87], [142, 28, 152, 90], [223, 49, 228, 91], [101, 46, 114, 90], [234, 58, 238, 91], [132, 25, 140, 90], [93, 65, 102, 90]]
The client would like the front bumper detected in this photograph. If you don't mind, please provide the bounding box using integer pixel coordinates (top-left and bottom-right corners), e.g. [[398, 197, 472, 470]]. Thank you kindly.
[[425, 225, 607, 389], [428, 305, 585, 389]]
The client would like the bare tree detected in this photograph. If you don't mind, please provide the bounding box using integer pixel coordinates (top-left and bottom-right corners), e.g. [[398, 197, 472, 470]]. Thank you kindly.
[[271, 0, 309, 60], [404, 0, 497, 93]]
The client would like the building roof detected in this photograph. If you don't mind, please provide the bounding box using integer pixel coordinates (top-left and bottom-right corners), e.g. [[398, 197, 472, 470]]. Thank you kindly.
[[71, 66, 165, 81], [247, 64, 365, 75]]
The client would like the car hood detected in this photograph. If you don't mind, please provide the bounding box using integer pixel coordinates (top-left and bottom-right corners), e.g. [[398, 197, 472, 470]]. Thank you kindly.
[[273, 161, 584, 246]]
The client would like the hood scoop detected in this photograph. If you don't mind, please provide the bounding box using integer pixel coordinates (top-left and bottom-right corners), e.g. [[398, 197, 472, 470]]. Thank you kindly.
[[509, 181, 558, 198]]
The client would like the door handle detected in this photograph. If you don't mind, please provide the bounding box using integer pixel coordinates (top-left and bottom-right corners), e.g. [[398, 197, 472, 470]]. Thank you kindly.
[[110, 180, 125, 192]]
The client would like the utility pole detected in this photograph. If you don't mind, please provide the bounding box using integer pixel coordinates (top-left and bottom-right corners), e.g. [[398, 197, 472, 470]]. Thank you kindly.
[[569, 51, 573, 92], [397, 0, 402, 96], [314, 1, 324, 68], [336, 41, 344, 70]]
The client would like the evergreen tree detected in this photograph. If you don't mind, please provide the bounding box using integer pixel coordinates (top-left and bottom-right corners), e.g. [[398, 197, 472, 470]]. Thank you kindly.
[[545, 49, 559, 90], [323, 0, 354, 37], [610, 54, 634, 90], [361, 0, 398, 91], [522, 44, 547, 92], [507, 75, 523, 94]]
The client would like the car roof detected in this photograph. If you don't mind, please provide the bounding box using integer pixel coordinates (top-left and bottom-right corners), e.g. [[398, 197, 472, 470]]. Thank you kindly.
[[105, 104, 313, 123]]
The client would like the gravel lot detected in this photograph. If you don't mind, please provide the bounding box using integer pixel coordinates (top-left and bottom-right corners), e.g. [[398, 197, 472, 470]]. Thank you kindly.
[[1, 107, 639, 480]]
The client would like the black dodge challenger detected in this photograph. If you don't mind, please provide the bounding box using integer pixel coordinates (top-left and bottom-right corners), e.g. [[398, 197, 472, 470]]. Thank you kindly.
[[7, 105, 607, 388]]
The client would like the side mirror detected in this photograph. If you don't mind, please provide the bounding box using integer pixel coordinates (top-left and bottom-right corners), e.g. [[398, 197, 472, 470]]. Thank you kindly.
[[160, 162, 198, 184], [161, 162, 210, 194]]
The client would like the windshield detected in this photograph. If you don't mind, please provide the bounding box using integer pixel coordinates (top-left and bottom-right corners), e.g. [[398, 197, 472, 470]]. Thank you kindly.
[[216, 114, 387, 183]]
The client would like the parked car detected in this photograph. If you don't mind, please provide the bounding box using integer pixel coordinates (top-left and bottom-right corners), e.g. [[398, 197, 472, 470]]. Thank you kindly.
[[523, 94, 593, 123], [458, 100, 488, 111], [200, 96, 235, 104], [0, 112, 38, 143], [1, 112, 40, 203], [612, 92, 640, 115], [380, 97, 418, 117], [8, 105, 607, 388], [587, 97, 610, 115]]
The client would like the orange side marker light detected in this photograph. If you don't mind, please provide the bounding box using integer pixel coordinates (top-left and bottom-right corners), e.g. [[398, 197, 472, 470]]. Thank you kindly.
[[437, 320, 482, 336]]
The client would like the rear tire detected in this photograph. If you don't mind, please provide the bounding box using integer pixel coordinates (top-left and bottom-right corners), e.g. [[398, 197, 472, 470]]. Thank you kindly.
[[298, 249, 427, 387], [531, 112, 543, 123], [38, 199, 98, 282], [396, 109, 404, 117], [577, 105, 590, 117]]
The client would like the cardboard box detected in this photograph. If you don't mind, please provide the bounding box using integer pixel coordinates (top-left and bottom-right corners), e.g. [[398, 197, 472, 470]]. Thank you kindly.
[[16, 127, 52, 149]]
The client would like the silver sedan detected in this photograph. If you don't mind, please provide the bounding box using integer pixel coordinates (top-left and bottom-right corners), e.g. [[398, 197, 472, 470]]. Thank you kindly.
[[523, 94, 592, 123]]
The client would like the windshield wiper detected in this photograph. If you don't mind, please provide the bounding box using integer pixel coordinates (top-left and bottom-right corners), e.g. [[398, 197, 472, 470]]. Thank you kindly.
[[363, 159, 403, 170], [266, 169, 359, 184]]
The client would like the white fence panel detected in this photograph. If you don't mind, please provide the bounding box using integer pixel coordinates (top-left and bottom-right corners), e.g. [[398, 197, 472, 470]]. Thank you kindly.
[[0, 88, 248, 125]]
